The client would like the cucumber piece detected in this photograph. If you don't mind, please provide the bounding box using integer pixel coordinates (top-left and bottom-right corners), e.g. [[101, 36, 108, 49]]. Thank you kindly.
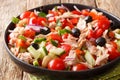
[[33, 60, 39, 66], [115, 40, 120, 52], [38, 47, 48, 58], [49, 47, 65, 56], [115, 33, 120, 39], [27, 46, 41, 59], [33, 38, 46, 43], [50, 39, 58, 47], [39, 41, 46, 47], [84, 51, 95, 67]]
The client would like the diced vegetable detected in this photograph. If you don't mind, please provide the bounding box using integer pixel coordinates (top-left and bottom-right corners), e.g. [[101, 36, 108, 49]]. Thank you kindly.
[[27, 46, 41, 59], [18, 35, 26, 41], [50, 39, 58, 47], [33, 60, 39, 66], [38, 12, 47, 17], [84, 51, 95, 67], [49, 47, 65, 56], [33, 38, 46, 43], [12, 17, 20, 24]]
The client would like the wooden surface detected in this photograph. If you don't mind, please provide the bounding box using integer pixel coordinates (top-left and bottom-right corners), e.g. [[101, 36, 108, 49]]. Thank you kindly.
[[0, 0, 120, 80]]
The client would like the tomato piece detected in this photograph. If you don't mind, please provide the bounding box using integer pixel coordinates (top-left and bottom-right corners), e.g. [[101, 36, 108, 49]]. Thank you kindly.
[[110, 41, 118, 49], [72, 64, 88, 71], [16, 39, 29, 48], [48, 58, 65, 70], [62, 33, 68, 39], [37, 17, 47, 26], [81, 9, 89, 16], [94, 28, 104, 38], [87, 30, 94, 39], [108, 47, 120, 60], [60, 44, 71, 59], [20, 11, 31, 20], [29, 17, 38, 25], [62, 19, 74, 29], [89, 12, 97, 20], [29, 12, 37, 18], [70, 18, 79, 25], [23, 29, 35, 39], [72, 10, 81, 15], [50, 34, 63, 42], [97, 19, 110, 30], [108, 31, 115, 39]]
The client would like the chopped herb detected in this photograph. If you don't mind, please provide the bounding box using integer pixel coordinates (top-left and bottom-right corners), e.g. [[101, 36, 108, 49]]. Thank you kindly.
[[18, 35, 26, 41], [12, 17, 20, 24], [33, 38, 46, 43], [33, 60, 39, 66], [38, 12, 46, 17], [59, 29, 71, 35], [50, 39, 58, 47]]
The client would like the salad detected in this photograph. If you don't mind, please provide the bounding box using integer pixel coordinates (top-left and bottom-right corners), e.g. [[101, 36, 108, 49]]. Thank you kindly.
[[8, 5, 120, 71]]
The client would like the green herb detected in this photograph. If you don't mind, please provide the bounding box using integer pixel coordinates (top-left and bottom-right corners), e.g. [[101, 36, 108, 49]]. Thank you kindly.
[[33, 38, 46, 43], [33, 60, 39, 66], [18, 35, 26, 41], [38, 12, 47, 17], [50, 39, 58, 47], [12, 17, 20, 24], [58, 29, 71, 35]]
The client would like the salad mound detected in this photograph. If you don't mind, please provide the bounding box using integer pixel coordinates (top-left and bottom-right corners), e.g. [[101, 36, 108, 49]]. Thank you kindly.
[[8, 5, 120, 71]]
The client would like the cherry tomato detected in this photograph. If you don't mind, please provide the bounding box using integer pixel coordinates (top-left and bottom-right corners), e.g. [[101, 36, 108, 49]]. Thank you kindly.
[[50, 33, 63, 42], [72, 64, 88, 71], [20, 11, 31, 20], [23, 29, 35, 39], [72, 10, 81, 15], [48, 58, 65, 70], [61, 44, 71, 53], [108, 47, 120, 60], [60, 44, 71, 59]]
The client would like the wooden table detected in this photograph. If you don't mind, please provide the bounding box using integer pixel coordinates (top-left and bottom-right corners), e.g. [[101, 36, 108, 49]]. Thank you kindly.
[[0, 0, 120, 80]]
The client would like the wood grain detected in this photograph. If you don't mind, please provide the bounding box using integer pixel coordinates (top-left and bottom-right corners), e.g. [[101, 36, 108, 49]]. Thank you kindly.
[[96, 0, 120, 18], [61, 0, 96, 7], [0, 0, 27, 80], [0, 0, 120, 80]]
